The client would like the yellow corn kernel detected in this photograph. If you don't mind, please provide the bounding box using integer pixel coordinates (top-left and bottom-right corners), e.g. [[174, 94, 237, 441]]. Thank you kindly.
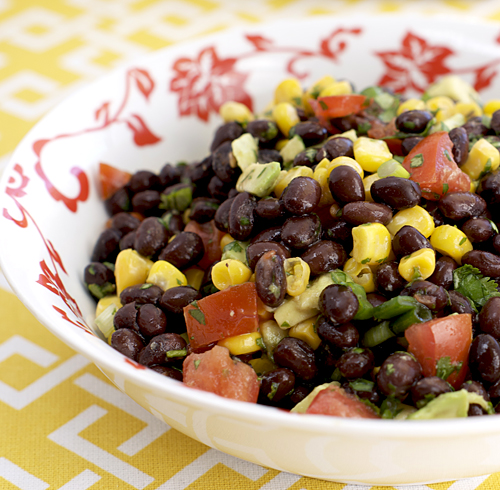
[[353, 137, 393, 173], [461, 138, 500, 180], [115, 249, 154, 295], [333, 129, 358, 142], [398, 248, 436, 282], [184, 266, 204, 290], [219, 101, 254, 124], [351, 223, 392, 266], [426, 96, 456, 121], [397, 98, 426, 115], [249, 356, 276, 376], [220, 233, 234, 252], [218, 331, 263, 355], [211, 259, 252, 290], [303, 75, 336, 114], [257, 300, 274, 321], [289, 316, 321, 350], [284, 257, 310, 297], [470, 179, 480, 193], [430, 225, 473, 265], [96, 295, 122, 318], [274, 78, 303, 107], [455, 102, 482, 119], [147, 260, 187, 291], [272, 102, 300, 137], [328, 156, 364, 179], [312, 166, 335, 207], [362, 173, 380, 202], [275, 139, 289, 151], [484, 99, 500, 117], [343, 258, 376, 293], [274, 166, 313, 198], [386, 206, 435, 238], [319, 80, 353, 97]]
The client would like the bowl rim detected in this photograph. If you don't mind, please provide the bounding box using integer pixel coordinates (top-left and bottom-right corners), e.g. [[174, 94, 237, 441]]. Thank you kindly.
[[2, 12, 500, 440]]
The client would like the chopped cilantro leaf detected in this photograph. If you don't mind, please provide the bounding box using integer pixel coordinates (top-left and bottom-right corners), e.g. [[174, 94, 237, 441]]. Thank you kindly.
[[453, 264, 500, 312], [319, 100, 328, 111], [410, 153, 424, 168], [188, 302, 206, 325], [459, 237, 467, 246], [267, 382, 280, 400], [436, 356, 463, 381], [443, 183, 449, 195], [194, 359, 201, 369]]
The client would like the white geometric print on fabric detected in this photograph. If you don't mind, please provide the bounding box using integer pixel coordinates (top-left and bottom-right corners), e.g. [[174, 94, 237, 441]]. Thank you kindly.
[[58, 470, 101, 490], [0, 336, 90, 409], [0, 457, 49, 490], [73, 373, 169, 456]]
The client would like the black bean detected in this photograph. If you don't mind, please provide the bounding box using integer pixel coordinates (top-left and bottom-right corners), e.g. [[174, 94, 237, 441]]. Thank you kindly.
[[159, 286, 201, 315], [462, 218, 494, 243], [255, 197, 286, 221], [377, 352, 422, 398], [213, 197, 234, 233], [212, 141, 240, 183], [251, 225, 282, 244], [337, 348, 374, 379], [120, 231, 136, 251], [479, 170, 500, 209], [111, 328, 144, 360], [208, 175, 233, 201], [105, 187, 130, 215], [246, 241, 290, 271], [328, 165, 365, 204], [228, 192, 256, 240], [281, 214, 321, 250], [258, 149, 283, 164], [462, 250, 500, 278], [138, 333, 187, 366], [315, 137, 353, 162], [300, 240, 347, 276], [246, 119, 278, 145], [120, 284, 163, 306], [110, 212, 141, 235], [210, 121, 244, 152], [479, 297, 500, 339], [366, 293, 387, 308], [131, 190, 161, 215], [424, 201, 446, 227], [343, 380, 380, 405], [491, 110, 500, 135], [401, 280, 448, 312], [288, 385, 311, 406], [113, 302, 138, 330], [316, 316, 359, 348], [84, 262, 114, 287], [293, 149, 317, 167], [323, 219, 352, 245], [462, 116, 488, 140], [91, 228, 121, 262], [449, 127, 469, 165], [259, 368, 296, 405], [187, 156, 213, 187], [281, 177, 321, 215], [447, 290, 475, 316], [289, 121, 327, 146], [129, 170, 159, 193], [273, 337, 318, 381], [134, 217, 169, 257], [469, 334, 500, 384], [395, 110, 433, 133], [342, 202, 392, 226], [370, 177, 421, 210], [429, 256, 458, 290], [319, 284, 358, 325], [401, 137, 423, 156], [150, 365, 183, 381], [438, 192, 487, 221], [411, 376, 452, 408], [189, 197, 219, 224], [375, 261, 406, 296], [461, 380, 490, 400], [159, 163, 182, 188], [392, 225, 432, 258], [137, 304, 167, 337], [255, 250, 287, 307], [158, 231, 205, 269]]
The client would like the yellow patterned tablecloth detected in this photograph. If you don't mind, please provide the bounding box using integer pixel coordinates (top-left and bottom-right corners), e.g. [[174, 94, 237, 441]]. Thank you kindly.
[[4, 1, 500, 489]]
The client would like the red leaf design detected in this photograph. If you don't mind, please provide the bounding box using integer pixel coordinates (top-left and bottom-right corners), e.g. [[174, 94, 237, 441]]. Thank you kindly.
[[95, 102, 110, 123], [245, 34, 274, 51], [319, 28, 362, 60], [129, 68, 155, 100], [474, 65, 498, 92], [124, 358, 147, 369], [33, 139, 49, 157], [125, 114, 162, 146]]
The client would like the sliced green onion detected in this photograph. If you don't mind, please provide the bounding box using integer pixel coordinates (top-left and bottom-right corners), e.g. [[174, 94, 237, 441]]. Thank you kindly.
[[377, 159, 411, 179], [94, 303, 117, 340], [391, 303, 432, 334], [363, 321, 395, 347], [373, 296, 421, 320]]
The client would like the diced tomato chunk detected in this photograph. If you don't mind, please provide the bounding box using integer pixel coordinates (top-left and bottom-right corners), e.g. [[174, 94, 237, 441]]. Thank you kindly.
[[184, 220, 225, 269], [405, 313, 472, 389], [184, 282, 259, 350], [183, 345, 259, 402], [402, 131, 471, 200], [99, 163, 131, 200], [310, 95, 367, 119], [306, 385, 379, 419]]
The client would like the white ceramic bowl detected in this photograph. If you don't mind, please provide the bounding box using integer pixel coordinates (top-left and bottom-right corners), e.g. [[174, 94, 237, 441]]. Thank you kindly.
[[2, 14, 500, 486]]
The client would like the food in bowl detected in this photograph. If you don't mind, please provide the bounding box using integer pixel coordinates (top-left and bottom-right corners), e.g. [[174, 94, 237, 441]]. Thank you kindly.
[[85, 72, 500, 420]]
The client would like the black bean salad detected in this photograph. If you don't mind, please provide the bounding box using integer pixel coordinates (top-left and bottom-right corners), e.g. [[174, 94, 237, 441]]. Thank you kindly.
[[86, 74, 500, 419]]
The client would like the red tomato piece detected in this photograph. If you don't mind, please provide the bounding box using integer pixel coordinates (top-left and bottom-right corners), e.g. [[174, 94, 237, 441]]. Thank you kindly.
[[184, 282, 259, 350], [402, 131, 471, 200], [183, 345, 259, 403], [310, 95, 367, 119], [405, 313, 472, 389], [99, 162, 131, 200], [184, 220, 224, 269], [306, 385, 379, 419]]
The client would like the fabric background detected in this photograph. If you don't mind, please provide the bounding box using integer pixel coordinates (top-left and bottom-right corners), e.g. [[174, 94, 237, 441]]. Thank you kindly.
[[2, 1, 500, 489]]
